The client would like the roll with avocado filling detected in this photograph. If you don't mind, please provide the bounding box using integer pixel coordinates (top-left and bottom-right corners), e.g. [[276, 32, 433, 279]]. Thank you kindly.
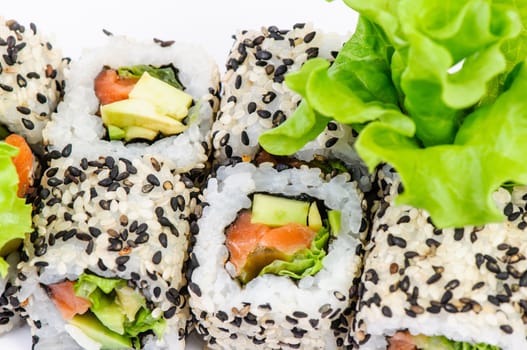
[[94, 64, 198, 143], [388, 331, 501, 350], [46, 273, 165, 350], [225, 193, 340, 284], [190, 162, 366, 349]]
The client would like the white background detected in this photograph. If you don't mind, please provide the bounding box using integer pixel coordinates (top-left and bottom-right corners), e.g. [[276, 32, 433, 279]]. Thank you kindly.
[[0, 0, 357, 348]]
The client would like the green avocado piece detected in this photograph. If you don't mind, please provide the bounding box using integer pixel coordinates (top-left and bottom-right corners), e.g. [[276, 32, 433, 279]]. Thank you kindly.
[[101, 99, 186, 136], [307, 202, 322, 231], [251, 194, 310, 227], [68, 313, 132, 350], [327, 210, 341, 236], [124, 126, 158, 142], [89, 289, 126, 335], [128, 72, 192, 120], [115, 286, 145, 322], [107, 125, 126, 141]]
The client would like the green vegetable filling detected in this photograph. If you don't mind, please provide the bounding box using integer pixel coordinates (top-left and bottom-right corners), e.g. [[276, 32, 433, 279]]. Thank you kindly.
[[259, 0, 527, 228], [412, 334, 501, 350], [73, 273, 165, 349], [236, 194, 340, 284], [0, 141, 31, 277], [117, 64, 184, 90]]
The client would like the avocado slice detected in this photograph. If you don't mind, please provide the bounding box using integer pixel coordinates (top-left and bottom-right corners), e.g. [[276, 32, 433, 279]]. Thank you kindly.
[[128, 72, 192, 120], [327, 210, 341, 235], [68, 314, 132, 350], [89, 289, 126, 335], [115, 286, 145, 322], [107, 125, 126, 141], [251, 194, 310, 227], [101, 99, 186, 135], [307, 202, 323, 231], [124, 126, 158, 142]]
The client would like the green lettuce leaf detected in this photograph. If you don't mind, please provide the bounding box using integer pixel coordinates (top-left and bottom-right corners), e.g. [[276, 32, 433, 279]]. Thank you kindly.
[[0, 142, 32, 277], [413, 334, 501, 350], [117, 64, 184, 90], [258, 226, 329, 280], [357, 62, 527, 227], [74, 273, 165, 344], [260, 0, 527, 228]]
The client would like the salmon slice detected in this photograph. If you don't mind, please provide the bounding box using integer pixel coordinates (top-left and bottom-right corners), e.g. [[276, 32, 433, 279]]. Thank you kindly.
[[94, 69, 138, 105], [4, 134, 33, 197], [48, 280, 91, 320], [225, 211, 270, 273], [259, 223, 316, 255], [388, 331, 417, 350], [225, 211, 316, 276]]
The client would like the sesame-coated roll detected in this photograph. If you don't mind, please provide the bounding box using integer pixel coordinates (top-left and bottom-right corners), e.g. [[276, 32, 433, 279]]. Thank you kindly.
[[353, 165, 527, 350], [0, 17, 68, 148], [211, 24, 362, 170], [189, 162, 366, 349], [16, 145, 205, 350], [44, 34, 220, 173]]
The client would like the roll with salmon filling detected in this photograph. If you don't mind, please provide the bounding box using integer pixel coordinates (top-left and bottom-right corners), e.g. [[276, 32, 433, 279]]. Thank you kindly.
[[44, 34, 220, 173], [16, 148, 204, 350], [190, 162, 366, 349], [353, 165, 527, 350]]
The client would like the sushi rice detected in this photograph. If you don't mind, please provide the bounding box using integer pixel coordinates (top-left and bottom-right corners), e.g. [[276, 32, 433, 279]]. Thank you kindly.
[[190, 162, 366, 349]]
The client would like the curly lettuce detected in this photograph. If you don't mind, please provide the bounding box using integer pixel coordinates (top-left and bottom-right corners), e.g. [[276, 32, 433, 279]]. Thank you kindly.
[[259, 0, 527, 228], [0, 142, 31, 277]]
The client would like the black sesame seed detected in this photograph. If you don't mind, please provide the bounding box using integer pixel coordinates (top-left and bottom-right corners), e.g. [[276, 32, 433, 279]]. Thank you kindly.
[[240, 130, 250, 146], [443, 303, 458, 313], [234, 75, 242, 89], [219, 133, 230, 147], [257, 109, 271, 119], [304, 31, 316, 43], [397, 215, 411, 224], [486, 260, 501, 274], [152, 251, 162, 264], [454, 228, 464, 241], [22, 118, 34, 130], [262, 91, 276, 104], [325, 137, 339, 148], [445, 279, 460, 290], [519, 271, 527, 287], [381, 306, 392, 317], [16, 74, 27, 88], [426, 304, 441, 314], [0, 83, 13, 92], [306, 47, 319, 59], [147, 174, 160, 186], [16, 106, 31, 115], [157, 233, 168, 248], [274, 64, 288, 77], [500, 325, 513, 334], [97, 258, 108, 271], [255, 50, 272, 60], [188, 282, 201, 297], [427, 273, 442, 284], [247, 101, 257, 114]]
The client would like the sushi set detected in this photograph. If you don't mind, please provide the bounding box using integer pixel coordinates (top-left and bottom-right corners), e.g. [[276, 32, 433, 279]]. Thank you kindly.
[[1, 0, 527, 349]]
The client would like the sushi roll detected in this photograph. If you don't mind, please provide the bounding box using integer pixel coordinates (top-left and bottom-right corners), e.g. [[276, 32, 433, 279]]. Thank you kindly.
[[0, 134, 34, 334], [12, 32, 220, 350], [189, 162, 366, 349], [211, 23, 361, 169], [43, 34, 220, 173], [0, 17, 68, 149], [16, 145, 204, 349], [353, 165, 527, 350]]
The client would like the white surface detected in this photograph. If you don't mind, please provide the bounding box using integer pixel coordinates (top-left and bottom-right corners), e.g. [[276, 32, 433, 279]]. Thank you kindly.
[[0, 0, 357, 348]]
